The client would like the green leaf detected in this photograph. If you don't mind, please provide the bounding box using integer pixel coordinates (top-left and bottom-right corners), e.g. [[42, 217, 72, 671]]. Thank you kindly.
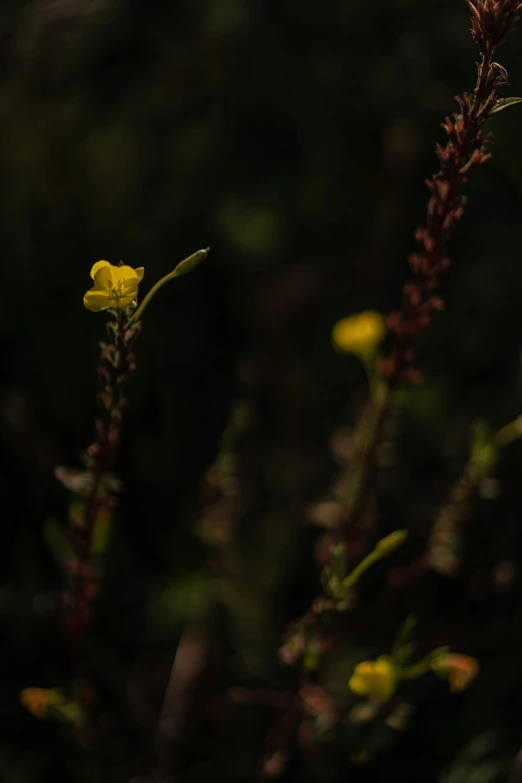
[[393, 641, 418, 667], [321, 567, 332, 594], [489, 97, 522, 115], [329, 542, 346, 580], [441, 731, 505, 783], [90, 511, 113, 556], [391, 615, 418, 655], [52, 699, 83, 727], [469, 419, 497, 468], [43, 518, 75, 571]]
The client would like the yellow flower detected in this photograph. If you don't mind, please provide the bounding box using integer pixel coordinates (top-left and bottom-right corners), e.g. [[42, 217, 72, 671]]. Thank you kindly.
[[20, 688, 62, 718], [332, 311, 386, 357], [349, 655, 396, 701], [83, 260, 144, 312], [433, 654, 479, 692]]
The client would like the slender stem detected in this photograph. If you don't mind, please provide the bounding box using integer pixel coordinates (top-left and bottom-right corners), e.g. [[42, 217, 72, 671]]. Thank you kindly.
[[473, 49, 493, 118], [130, 248, 209, 324], [495, 415, 522, 448], [429, 412, 522, 573], [401, 660, 432, 680], [336, 383, 391, 525], [341, 551, 381, 591], [130, 269, 180, 324], [61, 309, 140, 783]]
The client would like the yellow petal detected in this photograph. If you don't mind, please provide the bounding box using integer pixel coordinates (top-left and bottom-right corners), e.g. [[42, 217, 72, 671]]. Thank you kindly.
[[117, 265, 139, 281], [373, 657, 396, 700], [83, 288, 112, 312], [116, 291, 137, 308], [332, 311, 386, 355], [93, 264, 118, 291], [374, 656, 393, 674], [349, 672, 370, 696], [349, 662, 374, 695], [349, 657, 396, 701], [123, 277, 139, 295], [90, 260, 111, 280], [135, 267, 144, 282]]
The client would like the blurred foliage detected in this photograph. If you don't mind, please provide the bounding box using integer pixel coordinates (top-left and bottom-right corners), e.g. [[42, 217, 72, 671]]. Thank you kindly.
[[3, 0, 522, 781]]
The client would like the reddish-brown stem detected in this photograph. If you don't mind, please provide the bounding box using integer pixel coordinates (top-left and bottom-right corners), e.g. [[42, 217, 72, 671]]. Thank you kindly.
[[62, 312, 140, 639], [351, 3, 520, 522], [383, 4, 520, 388], [273, 1, 522, 774], [60, 309, 141, 783]]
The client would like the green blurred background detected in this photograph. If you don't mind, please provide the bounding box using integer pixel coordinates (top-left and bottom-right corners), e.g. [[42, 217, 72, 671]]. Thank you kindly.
[[3, 0, 522, 781]]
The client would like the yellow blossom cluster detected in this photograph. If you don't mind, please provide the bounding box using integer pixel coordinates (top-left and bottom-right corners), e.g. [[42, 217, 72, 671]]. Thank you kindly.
[[332, 311, 386, 357], [349, 656, 396, 701], [83, 261, 144, 312], [349, 651, 478, 702]]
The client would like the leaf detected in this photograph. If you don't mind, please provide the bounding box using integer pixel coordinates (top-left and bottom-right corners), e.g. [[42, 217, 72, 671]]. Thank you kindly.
[[391, 615, 417, 655], [321, 567, 332, 594], [329, 542, 346, 580], [90, 510, 113, 556], [469, 419, 497, 468], [490, 97, 522, 115], [393, 641, 418, 667], [441, 731, 504, 783], [52, 699, 84, 727], [43, 519, 75, 571], [172, 247, 210, 277], [55, 465, 93, 494]]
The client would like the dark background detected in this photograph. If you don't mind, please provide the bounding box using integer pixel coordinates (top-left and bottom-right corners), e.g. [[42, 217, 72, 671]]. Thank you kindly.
[[3, 0, 522, 781]]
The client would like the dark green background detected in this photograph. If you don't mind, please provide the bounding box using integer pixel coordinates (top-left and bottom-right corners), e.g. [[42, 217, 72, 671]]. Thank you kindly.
[[2, 0, 522, 781]]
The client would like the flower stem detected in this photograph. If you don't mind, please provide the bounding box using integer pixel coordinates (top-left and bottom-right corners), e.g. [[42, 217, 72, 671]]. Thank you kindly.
[[130, 247, 209, 324], [61, 310, 141, 783]]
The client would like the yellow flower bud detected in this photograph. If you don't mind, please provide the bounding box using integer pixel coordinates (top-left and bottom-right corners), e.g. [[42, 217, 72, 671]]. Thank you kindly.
[[20, 688, 62, 718], [83, 260, 144, 312], [349, 655, 396, 701], [432, 654, 479, 692], [332, 311, 386, 357]]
